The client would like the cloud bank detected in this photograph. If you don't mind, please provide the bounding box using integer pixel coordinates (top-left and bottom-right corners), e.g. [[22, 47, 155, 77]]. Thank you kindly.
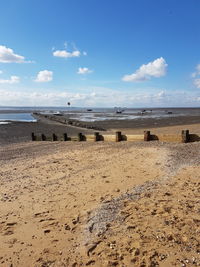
[[122, 57, 167, 82], [0, 87, 199, 107], [0, 76, 20, 84]]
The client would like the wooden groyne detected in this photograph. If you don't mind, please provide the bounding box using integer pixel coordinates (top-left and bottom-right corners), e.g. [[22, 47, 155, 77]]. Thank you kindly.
[[31, 130, 200, 143], [33, 112, 106, 131]]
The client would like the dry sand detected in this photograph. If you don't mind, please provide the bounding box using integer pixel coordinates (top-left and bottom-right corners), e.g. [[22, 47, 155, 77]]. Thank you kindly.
[[0, 141, 199, 267], [118, 123, 200, 135]]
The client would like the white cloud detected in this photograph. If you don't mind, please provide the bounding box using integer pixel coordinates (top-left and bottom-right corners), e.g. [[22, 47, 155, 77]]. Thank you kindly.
[[77, 67, 93, 75], [83, 51, 87, 56], [192, 64, 200, 78], [122, 57, 168, 82], [192, 64, 200, 88], [35, 70, 53, 82], [156, 90, 166, 98], [0, 75, 20, 84], [53, 49, 81, 58], [0, 45, 31, 63], [0, 70, 3, 74], [193, 78, 200, 88]]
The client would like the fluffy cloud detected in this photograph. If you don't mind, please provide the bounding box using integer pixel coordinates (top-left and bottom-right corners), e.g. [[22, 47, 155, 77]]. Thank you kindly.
[[53, 49, 81, 58], [0, 45, 30, 63], [77, 67, 93, 74], [0, 75, 20, 84], [35, 70, 53, 82], [122, 57, 168, 82], [0, 70, 3, 74]]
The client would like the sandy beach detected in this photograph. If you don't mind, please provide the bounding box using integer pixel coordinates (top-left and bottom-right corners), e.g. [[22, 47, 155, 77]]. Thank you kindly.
[[0, 139, 199, 266], [0, 111, 200, 266]]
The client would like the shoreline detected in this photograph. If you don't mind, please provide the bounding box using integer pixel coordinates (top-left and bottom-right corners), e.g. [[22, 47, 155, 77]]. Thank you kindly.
[[1, 112, 200, 145]]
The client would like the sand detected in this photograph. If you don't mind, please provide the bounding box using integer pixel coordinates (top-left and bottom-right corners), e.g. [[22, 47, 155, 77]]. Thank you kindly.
[[1, 115, 200, 145], [1, 107, 200, 145], [0, 140, 199, 267]]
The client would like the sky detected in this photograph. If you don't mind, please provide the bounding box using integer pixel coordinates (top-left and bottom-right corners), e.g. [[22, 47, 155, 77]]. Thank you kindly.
[[0, 0, 200, 107]]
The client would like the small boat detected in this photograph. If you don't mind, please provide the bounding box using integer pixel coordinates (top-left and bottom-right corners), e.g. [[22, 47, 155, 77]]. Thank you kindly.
[[53, 111, 62, 116], [115, 108, 124, 114], [140, 110, 148, 115], [165, 110, 173, 114], [87, 109, 93, 112]]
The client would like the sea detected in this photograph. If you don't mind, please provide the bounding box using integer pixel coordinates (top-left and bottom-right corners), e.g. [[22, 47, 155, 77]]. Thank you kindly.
[[0, 113, 37, 124], [0, 106, 200, 123]]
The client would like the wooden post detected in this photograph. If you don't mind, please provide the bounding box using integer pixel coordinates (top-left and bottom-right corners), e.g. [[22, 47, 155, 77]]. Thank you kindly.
[[181, 130, 189, 143], [63, 133, 68, 141], [116, 131, 122, 142], [78, 133, 83, 141], [94, 132, 100, 142], [144, 131, 151, 141], [31, 132, 36, 141], [52, 133, 57, 141], [41, 134, 46, 141]]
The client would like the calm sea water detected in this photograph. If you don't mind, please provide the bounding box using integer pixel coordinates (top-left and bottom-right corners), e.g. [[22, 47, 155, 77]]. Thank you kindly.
[[0, 107, 200, 122], [0, 113, 36, 122]]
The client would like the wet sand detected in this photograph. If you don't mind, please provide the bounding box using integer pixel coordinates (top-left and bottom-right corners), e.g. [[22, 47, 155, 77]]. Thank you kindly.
[[0, 112, 200, 145], [0, 117, 95, 145], [0, 141, 200, 266], [75, 115, 200, 131]]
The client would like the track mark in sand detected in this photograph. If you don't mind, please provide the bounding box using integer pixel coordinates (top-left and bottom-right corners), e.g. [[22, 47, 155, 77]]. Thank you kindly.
[[87, 240, 102, 256], [1, 221, 18, 236]]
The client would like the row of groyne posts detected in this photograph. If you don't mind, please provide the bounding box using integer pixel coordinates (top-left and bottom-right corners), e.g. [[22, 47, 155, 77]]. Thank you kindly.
[[31, 130, 197, 143]]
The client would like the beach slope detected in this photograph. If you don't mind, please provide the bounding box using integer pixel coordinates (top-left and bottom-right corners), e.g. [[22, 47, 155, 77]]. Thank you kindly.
[[0, 141, 199, 266]]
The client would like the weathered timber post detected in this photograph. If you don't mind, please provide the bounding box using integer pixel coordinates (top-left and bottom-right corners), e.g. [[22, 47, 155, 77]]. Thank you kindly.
[[63, 133, 68, 141], [144, 131, 151, 141], [31, 132, 36, 141], [181, 130, 190, 143], [52, 133, 57, 141], [78, 132, 83, 141], [94, 132, 100, 142], [116, 131, 122, 142], [41, 134, 46, 141]]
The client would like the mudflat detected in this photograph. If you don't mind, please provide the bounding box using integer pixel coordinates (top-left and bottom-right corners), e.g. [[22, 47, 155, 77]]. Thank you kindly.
[[1, 112, 200, 145], [0, 141, 199, 266], [0, 119, 94, 145]]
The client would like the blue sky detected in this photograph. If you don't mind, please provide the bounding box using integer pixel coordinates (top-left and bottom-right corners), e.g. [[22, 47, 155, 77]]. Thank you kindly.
[[0, 0, 200, 107]]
